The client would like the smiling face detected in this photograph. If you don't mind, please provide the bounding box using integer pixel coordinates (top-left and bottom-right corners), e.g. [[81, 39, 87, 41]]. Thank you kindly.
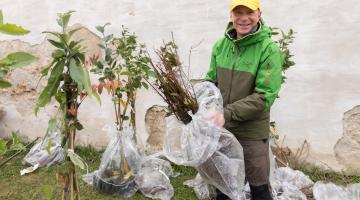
[[230, 5, 261, 39]]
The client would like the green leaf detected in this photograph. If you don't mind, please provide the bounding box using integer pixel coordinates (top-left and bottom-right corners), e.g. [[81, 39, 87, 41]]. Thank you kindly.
[[0, 23, 30, 35], [11, 132, 21, 145], [10, 131, 25, 151], [35, 60, 65, 115], [55, 91, 65, 108], [42, 31, 62, 39], [47, 39, 65, 49], [148, 70, 157, 78], [2, 52, 38, 68], [0, 10, 3, 24], [104, 34, 113, 42], [68, 150, 86, 170], [46, 139, 52, 155], [51, 49, 65, 59], [95, 25, 104, 34], [0, 139, 8, 155], [69, 58, 101, 104], [47, 118, 56, 133], [0, 79, 11, 88], [68, 27, 81, 38], [120, 71, 132, 76], [0, 69, 7, 78], [69, 40, 83, 49], [57, 11, 75, 28], [141, 82, 149, 89], [69, 58, 85, 90], [42, 185, 54, 200], [74, 121, 84, 131]]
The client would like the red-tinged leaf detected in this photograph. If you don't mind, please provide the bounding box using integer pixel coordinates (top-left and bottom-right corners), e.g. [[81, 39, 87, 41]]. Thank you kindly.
[[112, 80, 119, 91], [105, 81, 111, 94], [91, 84, 97, 93], [98, 82, 103, 94], [67, 108, 77, 117]]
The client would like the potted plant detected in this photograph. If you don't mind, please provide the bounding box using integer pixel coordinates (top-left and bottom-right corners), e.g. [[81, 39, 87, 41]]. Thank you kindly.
[[35, 11, 99, 200], [90, 24, 153, 197]]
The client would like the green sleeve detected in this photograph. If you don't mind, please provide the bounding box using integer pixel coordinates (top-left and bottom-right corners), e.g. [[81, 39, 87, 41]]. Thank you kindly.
[[255, 43, 283, 109], [224, 43, 283, 122], [204, 43, 217, 83]]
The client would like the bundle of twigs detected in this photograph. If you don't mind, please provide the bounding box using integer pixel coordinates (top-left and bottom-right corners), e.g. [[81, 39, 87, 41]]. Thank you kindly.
[[148, 40, 198, 124]]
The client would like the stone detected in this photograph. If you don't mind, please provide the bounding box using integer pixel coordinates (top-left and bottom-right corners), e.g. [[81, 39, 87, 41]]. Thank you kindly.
[[334, 105, 360, 173], [0, 25, 109, 148], [145, 105, 169, 153]]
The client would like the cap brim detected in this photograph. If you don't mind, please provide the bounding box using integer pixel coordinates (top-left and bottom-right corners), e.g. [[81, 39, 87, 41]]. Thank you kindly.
[[231, 3, 258, 11]]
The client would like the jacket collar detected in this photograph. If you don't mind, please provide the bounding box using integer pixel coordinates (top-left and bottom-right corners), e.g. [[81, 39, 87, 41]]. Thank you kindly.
[[225, 19, 271, 47]]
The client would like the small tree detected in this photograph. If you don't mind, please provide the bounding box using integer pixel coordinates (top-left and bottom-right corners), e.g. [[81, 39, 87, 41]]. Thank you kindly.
[[35, 11, 99, 200], [91, 24, 153, 131], [271, 27, 296, 83], [0, 10, 38, 88], [90, 24, 152, 188]]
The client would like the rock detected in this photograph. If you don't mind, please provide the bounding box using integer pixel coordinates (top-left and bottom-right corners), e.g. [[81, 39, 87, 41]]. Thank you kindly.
[[0, 25, 108, 147], [145, 105, 169, 153], [334, 105, 360, 172]]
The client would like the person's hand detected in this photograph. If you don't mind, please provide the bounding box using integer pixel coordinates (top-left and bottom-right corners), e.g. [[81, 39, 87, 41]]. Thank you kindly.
[[205, 111, 225, 127]]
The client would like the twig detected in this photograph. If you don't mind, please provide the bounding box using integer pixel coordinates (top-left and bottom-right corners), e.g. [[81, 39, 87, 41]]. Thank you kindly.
[[0, 137, 40, 168], [188, 39, 203, 77]]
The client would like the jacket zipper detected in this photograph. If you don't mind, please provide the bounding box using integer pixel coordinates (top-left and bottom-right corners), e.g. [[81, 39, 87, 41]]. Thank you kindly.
[[225, 22, 262, 105], [227, 45, 241, 105]]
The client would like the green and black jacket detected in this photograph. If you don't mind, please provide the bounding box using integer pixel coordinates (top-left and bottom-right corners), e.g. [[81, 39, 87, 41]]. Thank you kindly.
[[205, 20, 283, 140]]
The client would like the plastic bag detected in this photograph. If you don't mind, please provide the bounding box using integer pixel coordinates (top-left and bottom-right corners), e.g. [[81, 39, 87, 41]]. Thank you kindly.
[[183, 173, 216, 200], [313, 181, 360, 200], [135, 157, 174, 200], [22, 129, 65, 167], [269, 167, 313, 200], [163, 82, 225, 166], [197, 128, 245, 200], [271, 167, 313, 189], [164, 81, 246, 199], [93, 125, 140, 197], [271, 181, 307, 200], [82, 171, 98, 185]]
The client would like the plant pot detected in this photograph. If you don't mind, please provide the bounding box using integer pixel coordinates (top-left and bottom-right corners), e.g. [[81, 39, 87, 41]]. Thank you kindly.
[[93, 172, 138, 197]]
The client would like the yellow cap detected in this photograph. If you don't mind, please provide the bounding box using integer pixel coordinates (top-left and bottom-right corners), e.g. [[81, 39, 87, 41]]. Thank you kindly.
[[230, 0, 260, 11]]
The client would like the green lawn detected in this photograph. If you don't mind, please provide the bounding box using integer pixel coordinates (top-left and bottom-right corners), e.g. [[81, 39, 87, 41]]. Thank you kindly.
[[2, 144, 360, 200], [0, 145, 198, 200]]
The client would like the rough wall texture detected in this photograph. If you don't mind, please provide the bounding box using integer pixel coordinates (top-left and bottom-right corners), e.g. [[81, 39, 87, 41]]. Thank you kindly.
[[0, 25, 111, 147], [1, 0, 360, 173]]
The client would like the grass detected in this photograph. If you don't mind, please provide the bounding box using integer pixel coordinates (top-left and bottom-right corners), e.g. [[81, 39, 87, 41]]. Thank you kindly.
[[0, 145, 198, 200], [297, 164, 360, 186], [2, 143, 360, 200]]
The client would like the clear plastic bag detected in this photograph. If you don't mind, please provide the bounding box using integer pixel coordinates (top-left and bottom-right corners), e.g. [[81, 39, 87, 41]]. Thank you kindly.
[[270, 167, 313, 200], [93, 125, 140, 197], [183, 173, 216, 200], [164, 82, 225, 166], [197, 128, 245, 200], [135, 157, 174, 200], [164, 81, 246, 200], [22, 129, 65, 167], [313, 182, 360, 200], [271, 181, 307, 200], [271, 167, 314, 189]]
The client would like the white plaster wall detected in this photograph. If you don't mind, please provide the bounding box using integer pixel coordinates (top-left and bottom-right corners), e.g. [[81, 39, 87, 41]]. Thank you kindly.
[[1, 0, 359, 171]]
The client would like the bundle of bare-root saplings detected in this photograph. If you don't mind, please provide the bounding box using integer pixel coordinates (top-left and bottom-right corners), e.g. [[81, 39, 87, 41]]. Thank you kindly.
[[149, 39, 247, 199]]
